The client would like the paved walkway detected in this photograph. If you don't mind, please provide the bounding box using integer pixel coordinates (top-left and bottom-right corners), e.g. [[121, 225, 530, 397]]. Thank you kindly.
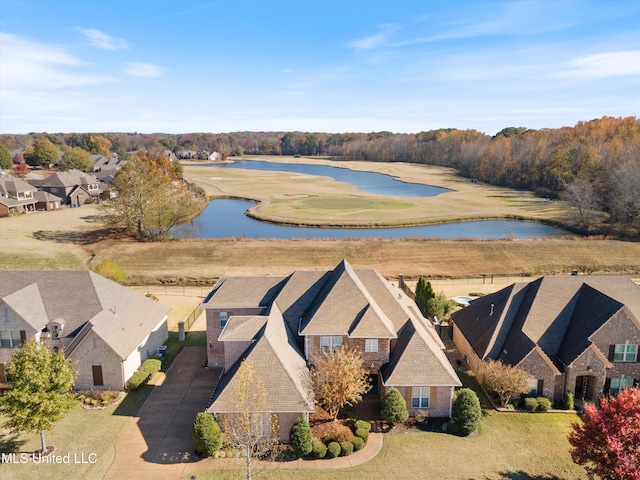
[[105, 346, 383, 480]]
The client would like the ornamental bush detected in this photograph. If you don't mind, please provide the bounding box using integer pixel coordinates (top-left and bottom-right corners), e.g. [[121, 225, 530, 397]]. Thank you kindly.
[[126, 358, 162, 391], [321, 422, 353, 443], [536, 397, 552, 412], [354, 419, 371, 432], [563, 391, 575, 410], [311, 438, 327, 459], [445, 388, 482, 436], [355, 427, 369, 442], [351, 436, 365, 451], [289, 416, 313, 457], [524, 397, 538, 411], [326, 441, 341, 458], [340, 441, 354, 456], [381, 387, 409, 424], [191, 412, 223, 457]]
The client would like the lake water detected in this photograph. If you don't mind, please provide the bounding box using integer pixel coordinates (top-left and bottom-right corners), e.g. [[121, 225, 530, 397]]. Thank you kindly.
[[209, 160, 451, 197], [172, 199, 570, 239]]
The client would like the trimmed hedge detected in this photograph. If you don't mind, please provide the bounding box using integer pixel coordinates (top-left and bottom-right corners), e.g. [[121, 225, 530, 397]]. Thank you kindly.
[[355, 427, 369, 442], [289, 416, 313, 457], [326, 441, 341, 458], [311, 438, 327, 459], [354, 419, 371, 432], [126, 358, 162, 391], [524, 396, 552, 412], [191, 412, 223, 457], [340, 441, 354, 456], [351, 436, 365, 451], [563, 391, 574, 410]]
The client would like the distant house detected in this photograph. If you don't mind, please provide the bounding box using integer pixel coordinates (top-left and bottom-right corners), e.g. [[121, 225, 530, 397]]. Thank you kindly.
[[29, 169, 105, 205], [451, 276, 640, 404], [176, 150, 198, 160], [92, 154, 126, 173], [203, 259, 461, 440], [0, 271, 169, 390], [0, 175, 39, 215]]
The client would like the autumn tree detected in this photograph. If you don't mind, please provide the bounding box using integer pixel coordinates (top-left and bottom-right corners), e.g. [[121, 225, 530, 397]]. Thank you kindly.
[[24, 138, 59, 167], [220, 360, 278, 480], [101, 154, 206, 240], [0, 143, 12, 170], [59, 146, 94, 172], [0, 342, 77, 454], [11, 162, 31, 178], [312, 347, 371, 421], [478, 359, 530, 407], [569, 387, 640, 480]]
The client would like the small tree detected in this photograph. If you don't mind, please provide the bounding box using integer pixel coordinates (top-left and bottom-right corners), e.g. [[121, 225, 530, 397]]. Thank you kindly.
[[0, 144, 12, 170], [569, 387, 640, 480], [445, 388, 482, 436], [289, 415, 312, 458], [478, 359, 530, 407], [415, 277, 436, 316], [94, 259, 128, 284], [192, 412, 223, 457], [0, 342, 77, 454], [381, 387, 409, 424], [312, 347, 371, 421], [220, 360, 278, 479]]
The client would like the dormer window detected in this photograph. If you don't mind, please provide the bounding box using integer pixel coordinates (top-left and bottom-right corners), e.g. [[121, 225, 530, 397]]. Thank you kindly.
[[47, 319, 64, 339]]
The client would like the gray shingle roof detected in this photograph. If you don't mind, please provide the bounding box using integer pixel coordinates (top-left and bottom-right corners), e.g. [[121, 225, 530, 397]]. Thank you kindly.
[[452, 275, 640, 370], [0, 271, 169, 360], [202, 276, 287, 309], [207, 305, 314, 413]]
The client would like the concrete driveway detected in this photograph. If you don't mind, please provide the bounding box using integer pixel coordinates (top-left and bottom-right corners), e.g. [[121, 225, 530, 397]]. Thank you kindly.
[[104, 346, 219, 480]]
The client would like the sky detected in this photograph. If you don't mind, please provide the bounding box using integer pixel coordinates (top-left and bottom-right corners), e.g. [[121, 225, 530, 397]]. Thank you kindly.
[[1, 0, 639, 136]]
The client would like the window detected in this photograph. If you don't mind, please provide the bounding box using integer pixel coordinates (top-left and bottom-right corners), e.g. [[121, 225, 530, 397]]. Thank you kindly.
[[319, 336, 343, 353], [365, 339, 378, 353], [219, 312, 228, 328], [610, 377, 633, 396], [411, 387, 430, 408], [614, 343, 638, 362], [527, 377, 539, 395], [0, 330, 24, 348]]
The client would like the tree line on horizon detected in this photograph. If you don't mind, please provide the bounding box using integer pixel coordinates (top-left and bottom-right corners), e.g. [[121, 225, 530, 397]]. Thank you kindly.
[[1, 115, 639, 232]]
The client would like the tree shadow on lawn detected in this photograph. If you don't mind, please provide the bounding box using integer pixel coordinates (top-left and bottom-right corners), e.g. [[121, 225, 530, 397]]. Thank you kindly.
[[33, 228, 116, 245], [0, 430, 26, 454], [496, 471, 566, 480]]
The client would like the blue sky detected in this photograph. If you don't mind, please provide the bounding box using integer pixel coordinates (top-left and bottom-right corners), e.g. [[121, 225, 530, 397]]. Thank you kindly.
[[1, 0, 639, 135]]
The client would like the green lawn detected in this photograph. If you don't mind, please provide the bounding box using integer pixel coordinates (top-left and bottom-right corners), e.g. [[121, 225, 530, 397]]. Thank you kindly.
[[183, 412, 586, 480]]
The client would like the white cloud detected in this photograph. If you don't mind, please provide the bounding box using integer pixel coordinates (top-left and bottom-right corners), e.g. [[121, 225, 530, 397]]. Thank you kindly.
[[78, 28, 129, 50], [0, 32, 113, 90], [350, 24, 401, 50], [559, 51, 640, 79], [123, 62, 164, 78]]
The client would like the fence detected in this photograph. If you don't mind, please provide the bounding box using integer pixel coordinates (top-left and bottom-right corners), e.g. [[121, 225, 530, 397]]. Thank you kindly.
[[182, 306, 203, 332]]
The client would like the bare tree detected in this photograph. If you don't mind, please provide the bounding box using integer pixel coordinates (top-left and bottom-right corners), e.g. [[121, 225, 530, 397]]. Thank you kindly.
[[220, 360, 278, 480], [563, 178, 597, 228]]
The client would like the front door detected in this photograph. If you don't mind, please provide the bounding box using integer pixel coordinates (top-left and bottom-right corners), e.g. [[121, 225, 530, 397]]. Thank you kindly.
[[367, 374, 379, 395], [92, 365, 104, 386], [575, 375, 596, 401]]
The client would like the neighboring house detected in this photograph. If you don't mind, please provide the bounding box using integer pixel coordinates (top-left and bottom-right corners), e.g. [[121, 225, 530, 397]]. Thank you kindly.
[[208, 151, 222, 161], [203, 259, 461, 440], [0, 175, 38, 215], [92, 154, 127, 173], [451, 275, 640, 404], [33, 190, 62, 211], [29, 169, 105, 205], [176, 150, 198, 160], [0, 271, 169, 390]]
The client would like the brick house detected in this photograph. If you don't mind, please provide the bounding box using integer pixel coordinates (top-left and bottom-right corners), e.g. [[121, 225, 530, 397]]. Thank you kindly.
[[451, 276, 640, 404], [29, 169, 105, 205], [0, 175, 38, 215], [0, 271, 169, 390], [203, 260, 461, 440]]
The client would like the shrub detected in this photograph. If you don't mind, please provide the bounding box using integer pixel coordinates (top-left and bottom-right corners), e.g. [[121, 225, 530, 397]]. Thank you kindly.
[[192, 412, 223, 457], [563, 391, 575, 410], [381, 387, 409, 424], [311, 437, 327, 459], [321, 422, 353, 443], [340, 441, 354, 456], [536, 397, 552, 412], [354, 419, 371, 432], [289, 416, 313, 458], [355, 428, 369, 442], [351, 436, 364, 451], [414, 409, 429, 425], [94, 259, 127, 284], [126, 358, 162, 391], [524, 397, 538, 412], [326, 441, 341, 458], [445, 388, 482, 436]]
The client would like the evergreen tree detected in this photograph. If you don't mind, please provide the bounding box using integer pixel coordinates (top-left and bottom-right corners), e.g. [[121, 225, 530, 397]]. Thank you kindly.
[[289, 415, 313, 457], [381, 387, 409, 424]]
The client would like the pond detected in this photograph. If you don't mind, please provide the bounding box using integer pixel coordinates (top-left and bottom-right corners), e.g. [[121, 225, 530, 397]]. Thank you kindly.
[[209, 160, 451, 197], [172, 199, 570, 240]]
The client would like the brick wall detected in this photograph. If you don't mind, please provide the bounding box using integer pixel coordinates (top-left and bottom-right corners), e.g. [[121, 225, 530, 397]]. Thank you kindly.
[[383, 385, 452, 418], [348, 338, 390, 370], [206, 307, 264, 368], [69, 330, 123, 390]]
